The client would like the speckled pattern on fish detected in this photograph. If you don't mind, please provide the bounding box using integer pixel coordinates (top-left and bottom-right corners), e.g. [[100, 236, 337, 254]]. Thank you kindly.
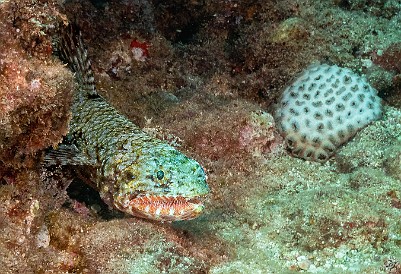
[[49, 24, 210, 222]]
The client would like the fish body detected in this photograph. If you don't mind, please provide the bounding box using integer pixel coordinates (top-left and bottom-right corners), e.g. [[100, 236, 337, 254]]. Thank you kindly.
[[52, 25, 209, 221]]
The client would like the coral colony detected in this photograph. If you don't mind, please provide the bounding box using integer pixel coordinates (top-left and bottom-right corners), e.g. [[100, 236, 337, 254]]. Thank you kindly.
[[276, 64, 382, 162]]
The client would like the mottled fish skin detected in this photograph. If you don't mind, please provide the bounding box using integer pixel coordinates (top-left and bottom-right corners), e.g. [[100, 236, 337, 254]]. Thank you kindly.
[[58, 25, 209, 221]]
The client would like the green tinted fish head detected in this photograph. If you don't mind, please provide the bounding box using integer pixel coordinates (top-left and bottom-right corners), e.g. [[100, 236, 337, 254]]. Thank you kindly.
[[114, 145, 210, 221]]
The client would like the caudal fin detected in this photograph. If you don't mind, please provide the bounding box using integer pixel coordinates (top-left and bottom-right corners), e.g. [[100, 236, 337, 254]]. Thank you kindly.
[[59, 24, 98, 97]]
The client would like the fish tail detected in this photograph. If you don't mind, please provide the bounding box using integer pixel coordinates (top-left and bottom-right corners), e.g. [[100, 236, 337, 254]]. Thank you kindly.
[[59, 24, 98, 97]]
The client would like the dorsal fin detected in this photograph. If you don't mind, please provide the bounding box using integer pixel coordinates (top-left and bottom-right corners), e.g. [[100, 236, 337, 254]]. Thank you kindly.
[[59, 24, 99, 98]]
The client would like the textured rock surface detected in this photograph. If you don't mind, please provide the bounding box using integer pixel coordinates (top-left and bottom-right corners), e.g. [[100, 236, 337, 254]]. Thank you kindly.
[[0, 1, 73, 169], [1, 0, 401, 273]]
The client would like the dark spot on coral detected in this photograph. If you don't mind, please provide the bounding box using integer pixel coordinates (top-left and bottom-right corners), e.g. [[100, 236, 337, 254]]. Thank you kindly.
[[291, 122, 299, 132], [305, 150, 313, 158], [325, 109, 333, 117], [314, 112, 323, 120], [328, 134, 339, 146], [312, 101, 323, 107], [317, 153, 328, 161], [343, 75, 351, 84], [312, 137, 321, 145], [338, 130, 346, 139], [286, 137, 295, 148], [292, 148, 302, 156], [325, 97, 335, 105], [347, 124, 355, 134], [323, 145, 335, 153], [335, 103, 345, 111], [326, 75, 334, 82], [342, 92, 352, 101], [336, 87, 346, 95], [331, 79, 340, 88]]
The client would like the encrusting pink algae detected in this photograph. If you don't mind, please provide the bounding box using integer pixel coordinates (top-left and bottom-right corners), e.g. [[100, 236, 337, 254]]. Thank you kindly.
[[1, 0, 401, 273]]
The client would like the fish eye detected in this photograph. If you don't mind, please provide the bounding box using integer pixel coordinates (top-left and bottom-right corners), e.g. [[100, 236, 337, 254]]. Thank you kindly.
[[156, 170, 164, 180]]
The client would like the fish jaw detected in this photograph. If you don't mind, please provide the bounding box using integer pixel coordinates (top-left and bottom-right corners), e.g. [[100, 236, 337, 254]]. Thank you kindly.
[[114, 194, 206, 221]]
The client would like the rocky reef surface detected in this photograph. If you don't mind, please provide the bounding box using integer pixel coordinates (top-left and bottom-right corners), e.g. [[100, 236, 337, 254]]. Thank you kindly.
[[1, 0, 401, 273]]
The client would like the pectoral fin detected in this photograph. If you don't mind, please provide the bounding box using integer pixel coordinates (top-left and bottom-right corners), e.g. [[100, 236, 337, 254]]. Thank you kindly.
[[43, 144, 95, 166]]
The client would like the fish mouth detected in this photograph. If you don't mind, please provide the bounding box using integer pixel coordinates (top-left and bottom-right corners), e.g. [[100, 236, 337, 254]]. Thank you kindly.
[[117, 195, 206, 221]]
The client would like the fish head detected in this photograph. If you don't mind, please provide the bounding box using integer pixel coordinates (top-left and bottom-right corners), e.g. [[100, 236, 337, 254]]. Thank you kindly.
[[114, 145, 210, 221]]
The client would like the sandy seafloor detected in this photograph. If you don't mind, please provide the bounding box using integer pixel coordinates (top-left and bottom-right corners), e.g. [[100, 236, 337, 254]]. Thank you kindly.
[[1, 0, 401, 273]]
